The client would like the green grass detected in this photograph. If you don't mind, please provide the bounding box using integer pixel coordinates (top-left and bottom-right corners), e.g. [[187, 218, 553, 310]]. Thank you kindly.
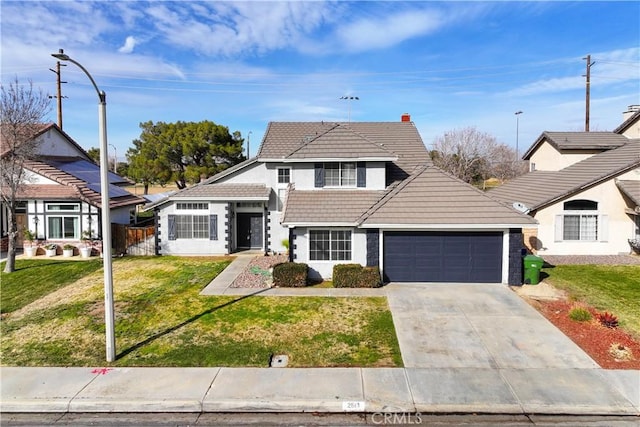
[[0, 258, 104, 313], [542, 264, 640, 337], [1, 256, 402, 368]]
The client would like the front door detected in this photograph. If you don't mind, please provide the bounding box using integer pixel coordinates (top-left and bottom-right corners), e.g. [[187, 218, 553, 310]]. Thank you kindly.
[[16, 214, 27, 249], [237, 213, 263, 249]]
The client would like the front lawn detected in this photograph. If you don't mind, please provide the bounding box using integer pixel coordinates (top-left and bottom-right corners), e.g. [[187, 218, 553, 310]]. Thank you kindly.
[[542, 264, 640, 338], [1, 257, 401, 367]]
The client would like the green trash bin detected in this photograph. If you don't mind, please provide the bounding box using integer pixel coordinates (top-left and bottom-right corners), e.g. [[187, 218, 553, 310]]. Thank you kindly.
[[523, 255, 544, 285]]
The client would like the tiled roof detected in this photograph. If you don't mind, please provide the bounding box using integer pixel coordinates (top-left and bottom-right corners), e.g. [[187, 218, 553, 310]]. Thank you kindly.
[[23, 158, 144, 209], [614, 110, 640, 134], [360, 166, 536, 226], [13, 184, 80, 200], [522, 132, 628, 160], [490, 140, 640, 211], [617, 180, 640, 207], [175, 183, 271, 200], [282, 189, 386, 224], [256, 121, 430, 181], [286, 124, 397, 160]]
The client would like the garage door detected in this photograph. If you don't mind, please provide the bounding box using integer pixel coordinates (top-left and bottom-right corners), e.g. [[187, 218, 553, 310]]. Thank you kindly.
[[383, 231, 503, 283]]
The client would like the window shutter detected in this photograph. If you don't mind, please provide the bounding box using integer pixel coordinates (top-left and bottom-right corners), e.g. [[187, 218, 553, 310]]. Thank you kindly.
[[599, 214, 609, 242], [357, 162, 366, 188], [168, 215, 176, 241], [554, 215, 563, 242], [210, 214, 218, 241], [314, 163, 324, 188]]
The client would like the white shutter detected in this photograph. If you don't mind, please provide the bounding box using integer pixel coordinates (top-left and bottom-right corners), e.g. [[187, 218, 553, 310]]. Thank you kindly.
[[599, 214, 609, 242], [554, 215, 563, 242]]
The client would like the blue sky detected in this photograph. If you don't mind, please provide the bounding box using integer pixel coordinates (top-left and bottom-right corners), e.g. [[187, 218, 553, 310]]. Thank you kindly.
[[2, 1, 639, 161]]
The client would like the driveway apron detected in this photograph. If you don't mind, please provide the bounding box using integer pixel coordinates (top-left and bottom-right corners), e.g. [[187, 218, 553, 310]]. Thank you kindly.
[[384, 283, 599, 369]]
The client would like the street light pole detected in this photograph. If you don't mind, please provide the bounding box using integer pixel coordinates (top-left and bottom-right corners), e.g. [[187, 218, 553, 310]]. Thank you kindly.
[[340, 96, 359, 122], [109, 144, 117, 174], [515, 111, 523, 162], [51, 49, 115, 363]]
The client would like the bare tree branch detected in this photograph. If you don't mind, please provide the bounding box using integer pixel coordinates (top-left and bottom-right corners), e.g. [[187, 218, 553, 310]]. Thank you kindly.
[[430, 126, 527, 186], [1, 77, 51, 272]]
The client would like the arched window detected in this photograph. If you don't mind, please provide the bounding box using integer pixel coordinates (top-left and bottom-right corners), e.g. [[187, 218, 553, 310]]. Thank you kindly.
[[564, 200, 597, 211]]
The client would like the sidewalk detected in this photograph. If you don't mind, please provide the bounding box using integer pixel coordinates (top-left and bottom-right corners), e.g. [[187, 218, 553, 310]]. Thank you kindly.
[[1, 366, 638, 415], [1, 256, 639, 416]]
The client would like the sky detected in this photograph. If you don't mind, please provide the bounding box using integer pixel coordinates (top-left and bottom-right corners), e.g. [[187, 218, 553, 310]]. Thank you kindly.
[[1, 1, 639, 162]]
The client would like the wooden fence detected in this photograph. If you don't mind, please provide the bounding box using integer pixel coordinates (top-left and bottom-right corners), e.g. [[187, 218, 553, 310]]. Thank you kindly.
[[112, 224, 155, 256]]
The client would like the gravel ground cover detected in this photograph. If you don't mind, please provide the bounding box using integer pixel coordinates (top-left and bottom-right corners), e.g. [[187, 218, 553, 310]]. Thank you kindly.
[[229, 254, 288, 288]]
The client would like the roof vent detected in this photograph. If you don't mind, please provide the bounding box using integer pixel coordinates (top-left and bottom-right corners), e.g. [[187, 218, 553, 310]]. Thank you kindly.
[[401, 113, 411, 122]]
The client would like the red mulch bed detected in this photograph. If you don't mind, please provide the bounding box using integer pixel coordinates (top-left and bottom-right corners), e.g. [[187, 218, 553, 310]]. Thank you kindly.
[[528, 298, 640, 369]]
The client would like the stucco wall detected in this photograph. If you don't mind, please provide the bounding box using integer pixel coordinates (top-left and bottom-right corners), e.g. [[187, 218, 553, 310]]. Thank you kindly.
[[534, 178, 637, 255], [157, 201, 228, 255], [36, 129, 86, 158], [529, 142, 597, 171], [291, 227, 367, 279]]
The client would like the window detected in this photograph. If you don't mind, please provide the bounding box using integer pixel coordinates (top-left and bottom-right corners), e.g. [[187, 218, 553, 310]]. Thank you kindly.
[[169, 214, 218, 240], [48, 216, 79, 239], [176, 202, 208, 210], [46, 203, 80, 212], [324, 162, 355, 187], [556, 200, 606, 242], [237, 202, 263, 208], [277, 168, 290, 184], [309, 230, 352, 261], [315, 162, 364, 188]]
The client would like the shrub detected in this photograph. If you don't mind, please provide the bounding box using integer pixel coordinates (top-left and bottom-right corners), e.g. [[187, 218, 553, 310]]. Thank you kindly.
[[597, 311, 619, 328], [273, 262, 308, 287], [333, 264, 382, 288], [568, 306, 592, 322]]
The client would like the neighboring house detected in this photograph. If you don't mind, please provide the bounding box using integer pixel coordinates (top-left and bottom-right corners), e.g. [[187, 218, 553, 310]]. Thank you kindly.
[[0, 123, 144, 250], [490, 109, 640, 256], [147, 117, 536, 284]]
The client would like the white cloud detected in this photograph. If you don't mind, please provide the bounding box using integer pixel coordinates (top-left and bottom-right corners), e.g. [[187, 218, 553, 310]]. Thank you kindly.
[[118, 36, 138, 54], [334, 8, 445, 52]]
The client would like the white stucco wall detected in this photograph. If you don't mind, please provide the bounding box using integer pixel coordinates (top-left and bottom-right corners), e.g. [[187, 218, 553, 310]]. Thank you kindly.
[[158, 201, 228, 255], [534, 178, 637, 255], [35, 128, 86, 158], [529, 142, 598, 171], [26, 200, 99, 241], [291, 227, 367, 279]]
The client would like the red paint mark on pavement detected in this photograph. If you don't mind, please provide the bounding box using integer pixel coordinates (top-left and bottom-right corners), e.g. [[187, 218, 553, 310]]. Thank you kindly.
[[91, 368, 113, 375]]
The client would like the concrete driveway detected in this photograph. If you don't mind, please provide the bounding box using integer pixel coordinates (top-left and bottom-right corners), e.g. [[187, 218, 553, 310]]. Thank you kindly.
[[383, 283, 640, 414], [385, 283, 599, 369]]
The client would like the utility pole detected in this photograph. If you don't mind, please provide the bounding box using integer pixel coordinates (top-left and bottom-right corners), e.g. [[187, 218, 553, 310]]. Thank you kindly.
[[49, 61, 67, 129], [583, 54, 595, 132]]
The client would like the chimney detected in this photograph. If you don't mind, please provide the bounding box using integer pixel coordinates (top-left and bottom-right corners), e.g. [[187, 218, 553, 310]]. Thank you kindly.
[[623, 105, 640, 121], [401, 113, 411, 122]]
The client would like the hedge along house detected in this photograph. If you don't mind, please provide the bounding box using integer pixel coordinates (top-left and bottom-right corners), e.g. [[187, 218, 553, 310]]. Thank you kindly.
[[0, 123, 144, 251], [147, 117, 537, 284]]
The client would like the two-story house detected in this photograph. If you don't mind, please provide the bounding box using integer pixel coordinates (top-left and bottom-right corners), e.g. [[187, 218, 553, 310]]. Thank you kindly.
[[148, 117, 537, 284], [490, 106, 640, 256], [0, 123, 144, 252]]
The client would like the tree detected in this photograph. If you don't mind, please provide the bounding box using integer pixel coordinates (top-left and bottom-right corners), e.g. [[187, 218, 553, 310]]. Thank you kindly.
[[86, 147, 100, 164], [0, 78, 51, 273], [431, 127, 526, 186], [126, 120, 245, 193]]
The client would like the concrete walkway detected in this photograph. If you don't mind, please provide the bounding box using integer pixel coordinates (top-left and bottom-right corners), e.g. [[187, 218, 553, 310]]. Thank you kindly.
[[1, 257, 639, 416]]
